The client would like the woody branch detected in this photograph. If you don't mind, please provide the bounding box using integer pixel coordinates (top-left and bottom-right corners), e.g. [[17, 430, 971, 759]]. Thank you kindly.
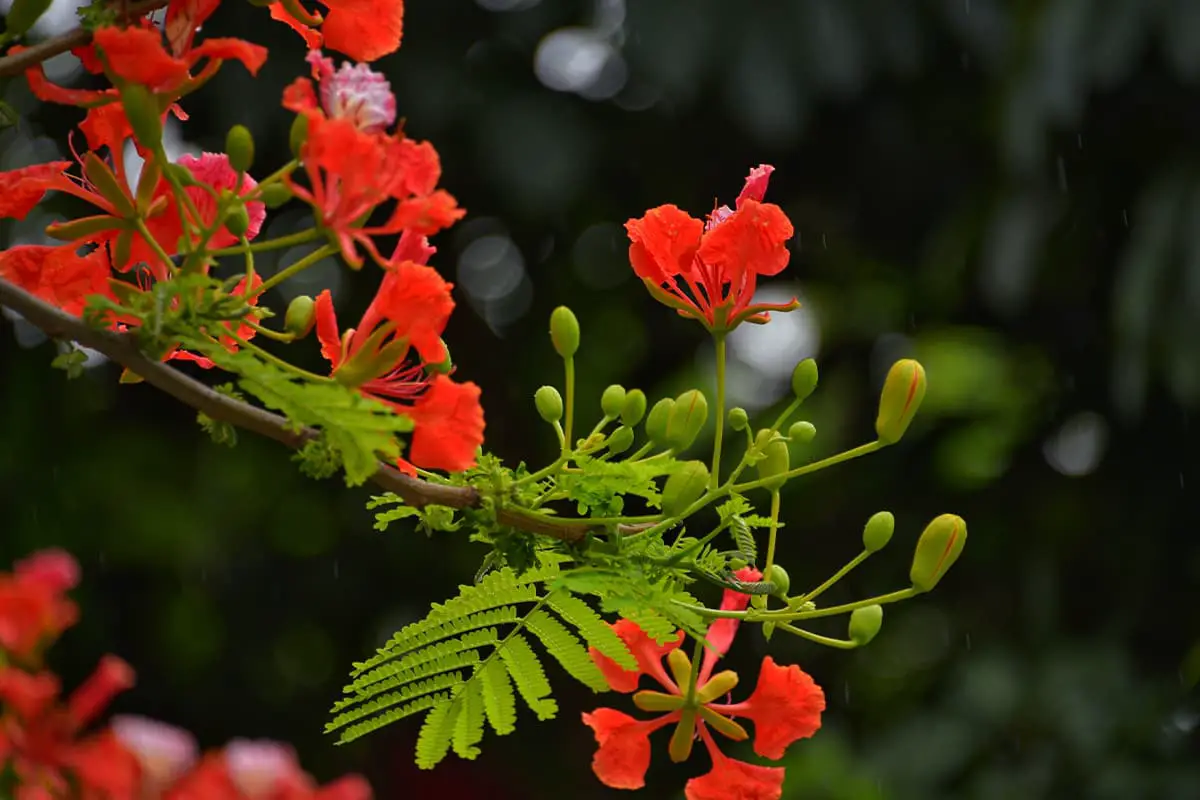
[[0, 0, 169, 78], [0, 275, 596, 543]]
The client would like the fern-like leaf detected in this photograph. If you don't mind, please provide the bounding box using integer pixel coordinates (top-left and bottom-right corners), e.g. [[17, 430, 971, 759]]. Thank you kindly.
[[525, 608, 608, 692]]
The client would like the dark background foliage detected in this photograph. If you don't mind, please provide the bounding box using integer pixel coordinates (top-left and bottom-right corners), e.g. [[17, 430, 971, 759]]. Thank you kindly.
[[2, 0, 1199, 797]]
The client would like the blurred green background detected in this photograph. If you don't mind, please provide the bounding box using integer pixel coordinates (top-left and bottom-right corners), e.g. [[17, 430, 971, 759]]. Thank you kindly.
[[2, 1, 1199, 797]]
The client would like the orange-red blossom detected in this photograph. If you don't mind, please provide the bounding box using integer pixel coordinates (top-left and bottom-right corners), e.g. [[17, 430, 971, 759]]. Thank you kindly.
[[582, 568, 826, 800]]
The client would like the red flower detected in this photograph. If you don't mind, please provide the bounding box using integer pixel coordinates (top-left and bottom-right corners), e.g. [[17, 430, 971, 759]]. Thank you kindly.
[[285, 50, 397, 133], [0, 246, 114, 318], [0, 549, 80, 662], [313, 235, 484, 473], [286, 95, 462, 269], [580, 568, 825, 799], [269, 0, 404, 63], [92, 24, 267, 96], [164, 740, 373, 799], [625, 165, 799, 332]]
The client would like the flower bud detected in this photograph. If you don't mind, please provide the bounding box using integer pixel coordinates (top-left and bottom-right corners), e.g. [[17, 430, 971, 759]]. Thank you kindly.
[[224, 205, 251, 238], [119, 83, 162, 151], [790, 358, 819, 402], [665, 389, 708, 451], [549, 306, 580, 358], [82, 153, 135, 218], [661, 461, 709, 518], [644, 398, 674, 449], [849, 605, 883, 646], [620, 389, 647, 426], [284, 295, 316, 338], [764, 564, 790, 599], [753, 429, 790, 490], [727, 407, 749, 431], [788, 421, 815, 444], [606, 425, 635, 456], [534, 386, 564, 424], [225, 124, 255, 173], [259, 183, 293, 209], [862, 511, 894, 553], [910, 514, 967, 593], [289, 113, 309, 159], [761, 621, 776, 641], [876, 359, 927, 445], [600, 385, 626, 418]]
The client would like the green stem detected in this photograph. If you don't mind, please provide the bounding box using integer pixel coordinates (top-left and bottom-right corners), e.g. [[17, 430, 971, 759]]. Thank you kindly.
[[762, 489, 782, 575], [132, 219, 178, 276], [710, 334, 727, 490], [769, 396, 802, 435], [250, 159, 298, 189], [253, 243, 338, 298], [794, 551, 870, 606], [733, 440, 883, 493], [211, 228, 321, 258], [658, 520, 731, 566], [516, 455, 569, 488], [787, 588, 917, 621], [562, 356, 575, 455], [684, 636, 704, 703], [244, 320, 296, 343], [776, 622, 858, 649], [674, 587, 917, 623], [229, 334, 334, 383]]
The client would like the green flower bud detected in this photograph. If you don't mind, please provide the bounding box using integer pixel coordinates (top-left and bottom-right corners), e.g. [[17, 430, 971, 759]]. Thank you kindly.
[[862, 511, 895, 553], [753, 429, 790, 490], [661, 461, 709, 518], [224, 204, 251, 238], [762, 621, 776, 641], [601, 385, 627, 418], [549, 306, 580, 358], [665, 389, 708, 451], [764, 564, 790, 599], [849, 605, 883, 645], [788, 420, 816, 444], [260, 183, 293, 209], [728, 407, 749, 431], [790, 358, 819, 402], [225, 124, 255, 173], [876, 359, 927, 445], [910, 513, 967, 593], [284, 295, 316, 338], [534, 386, 564, 424], [606, 425, 635, 456], [289, 113, 309, 159], [645, 398, 675, 449], [620, 389, 647, 426], [119, 83, 162, 151]]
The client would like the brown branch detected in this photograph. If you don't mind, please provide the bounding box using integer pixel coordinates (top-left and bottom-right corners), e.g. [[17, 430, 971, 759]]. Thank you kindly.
[[0, 276, 600, 543], [0, 0, 169, 79]]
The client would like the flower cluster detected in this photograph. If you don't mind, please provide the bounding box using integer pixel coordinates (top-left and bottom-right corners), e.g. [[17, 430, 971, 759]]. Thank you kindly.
[[0, 549, 371, 798], [582, 569, 826, 799]]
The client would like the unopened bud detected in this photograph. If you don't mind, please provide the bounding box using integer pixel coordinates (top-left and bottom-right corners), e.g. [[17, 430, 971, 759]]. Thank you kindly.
[[606, 425, 635, 456], [120, 83, 162, 151], [788, 421, 815, 444], [83, 153, 135, 218], [259, 183, 293, 209], [876, 359, 927, 445], [661, 461, 709, 518], [289, 113, 309, 159], [762, 622, 776, 641], [644, 398, 675, 449], [534, 386, 564, 424], [790, 358, 819, 402], [665, 389, 708, 452], [753, 429, 790, 490], [849, 605, 883, 645], [728, 407, 749, 431], [620, 389, 647, 426], [600, 385, 626, 418], [549, 306, 580, 358], [862, 511, 894, 553], [284, 295, 316, 338], [910, 514, 967, 593], [224, 205, 251, 238], [225, 124, 255, 173], [764, 564, 790, 599]]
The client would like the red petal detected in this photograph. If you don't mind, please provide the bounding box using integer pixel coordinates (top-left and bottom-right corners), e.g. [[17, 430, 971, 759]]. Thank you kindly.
[[283, 76, 320, 114], [189, 38, 269, 76], [322, 0, 404, 62], [735, 164, 775, 208], [314, 775, 374, 800], [68, 729, 141, 798], [66, 655, 135, 728], [581, 708, 654, 790], [713, 656, 825, 760], [0, 668, 60, 720], [698, 566, 761, 682], [0, 162, 72, 220], [684, 753, 785, 800], [697, 199, 793, 279], [589, 619, 684, 693], [626, 204, 704, 285], [93, 26, 190, 92], [165, 0, 222, 55], [370, 261, 455, 364], [269, 3, 324, 50], [0, 245, 114, 316], [314, 290, 344, 368], [407, 375, 484, 473]]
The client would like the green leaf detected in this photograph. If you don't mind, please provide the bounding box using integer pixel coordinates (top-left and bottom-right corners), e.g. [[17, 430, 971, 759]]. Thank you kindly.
[[50, 348, 88, 380]]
